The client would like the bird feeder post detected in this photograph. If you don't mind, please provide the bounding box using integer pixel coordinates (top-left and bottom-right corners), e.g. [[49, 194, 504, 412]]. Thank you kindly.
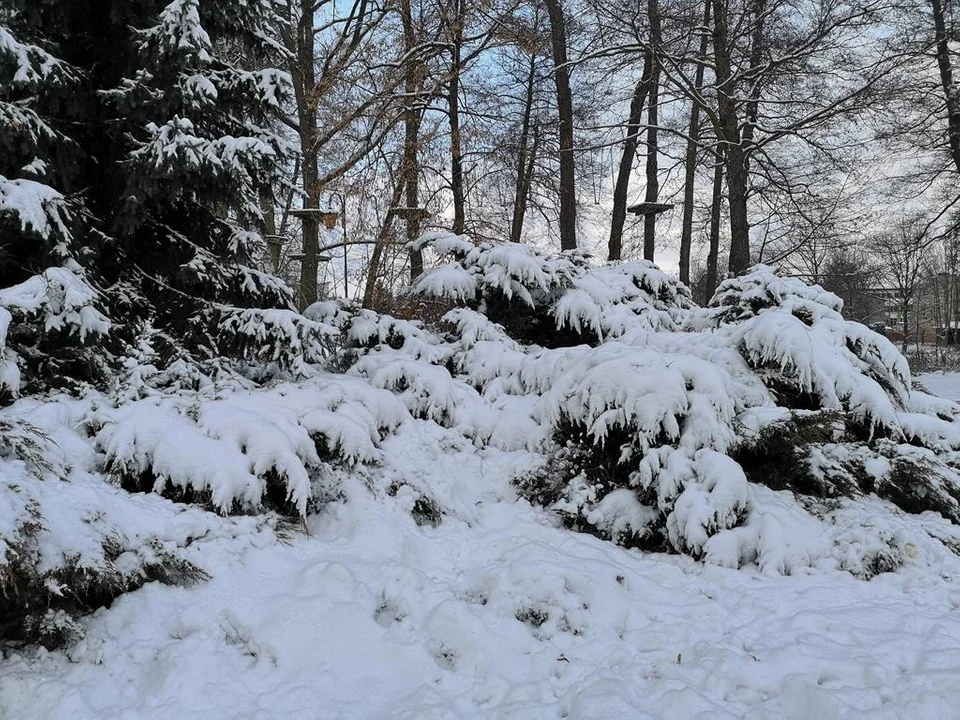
[[289, 207, 340, 229]]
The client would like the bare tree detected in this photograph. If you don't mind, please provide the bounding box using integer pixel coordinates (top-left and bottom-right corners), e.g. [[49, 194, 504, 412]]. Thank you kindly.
[[930, 0, 960, 176], [872, 221, 933, 350], [640, 0, 664, 263], [819, 247, 881, 324], [445, 0, 467, 234], [283, 0, 405, 307], [705, 152, 725, 298], [510, 40, 545, 243], [651, 0, 895, 275], [401, 0, 427, 281]]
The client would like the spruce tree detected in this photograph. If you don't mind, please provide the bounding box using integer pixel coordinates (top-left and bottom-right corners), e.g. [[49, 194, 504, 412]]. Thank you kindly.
[[0, 11, 108, 399], [1, 0, 308, 401]]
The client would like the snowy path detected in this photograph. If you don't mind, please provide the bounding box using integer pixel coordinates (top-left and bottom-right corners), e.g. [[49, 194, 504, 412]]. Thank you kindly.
[[4, 416, 960, 719]]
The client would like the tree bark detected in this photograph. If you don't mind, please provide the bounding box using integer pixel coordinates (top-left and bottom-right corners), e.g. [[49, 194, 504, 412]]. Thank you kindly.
[[931, 0, 960, 174], [448, 0, 466, 234], [608, 52, 652, 261], [513, 127, 541, 244], [401, 0, 424, 281], [902, 296, 910, 353], [262, 194, 280, 273], [642, 0, 663, 263], [705, 154, 724, 299], [294, 0, 320, 308], [543, 0, 577, 250], [678, 0, 711, 284], [713, 0, 751, 274], [740, 0, 767, 154]]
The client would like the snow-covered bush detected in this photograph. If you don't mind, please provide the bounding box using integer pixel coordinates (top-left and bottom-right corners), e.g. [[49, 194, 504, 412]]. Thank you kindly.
[[404, 234, 960, 569], [0, 406, 210, 649], [7, 211, 960, 657], [410, 232, 693, 346], [0, 367, 408, 648], [709, 267, 911, 430], [96, 377, 406, 516], [214, 307, 341, 377]]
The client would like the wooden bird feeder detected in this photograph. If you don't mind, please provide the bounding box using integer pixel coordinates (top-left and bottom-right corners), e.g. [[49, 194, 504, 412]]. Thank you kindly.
[[392, 206, 432, 221], [289, 207, 340, 230], [626, 202, 674, 216]]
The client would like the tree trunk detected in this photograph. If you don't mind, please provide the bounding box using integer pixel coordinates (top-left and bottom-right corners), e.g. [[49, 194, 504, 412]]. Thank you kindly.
[[902, 297, 910, 353], [262, 194, 280, 273], [953, 243, 960, 332], [401, 0, 424, 281], [705, 155, 724, 299], [277, 156, 299, 238], [363, 178, 406, 308], [544, 0, 577, 250], [448, 0, 466, 234], [513, 126, 541, 245], [608, 52, 652, 261], [642, 0, 663, 263], [740, 0, 767, 154], [723, 148, 750, 273], [931, 0, 960, 174], [678, 0, 711, 284], [294, 0, 320, 309], [713, 0, 751, 274], [511, 53, 539, 244]]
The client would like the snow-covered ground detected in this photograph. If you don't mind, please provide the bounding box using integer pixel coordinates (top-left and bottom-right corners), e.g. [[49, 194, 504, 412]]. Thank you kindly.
[[6, 246, 960, 719], [4, 401, 960, 719], [917, 372, 960, 403]]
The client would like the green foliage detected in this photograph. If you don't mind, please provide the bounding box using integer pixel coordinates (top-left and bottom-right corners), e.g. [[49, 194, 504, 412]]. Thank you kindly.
[[1, 0, 303, 399]]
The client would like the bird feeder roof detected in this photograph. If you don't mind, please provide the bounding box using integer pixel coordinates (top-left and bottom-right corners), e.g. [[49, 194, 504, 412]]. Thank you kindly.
[[626, 202, 674, 216]]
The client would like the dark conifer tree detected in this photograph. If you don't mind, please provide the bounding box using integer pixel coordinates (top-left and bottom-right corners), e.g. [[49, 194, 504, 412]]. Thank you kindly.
[[1, 0, 312, 401]]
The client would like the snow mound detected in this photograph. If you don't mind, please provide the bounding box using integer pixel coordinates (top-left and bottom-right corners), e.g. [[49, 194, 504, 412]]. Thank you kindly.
[[5, 232, 960, 664], [3, 421, 960, 718], [0, 371, 405, 646]]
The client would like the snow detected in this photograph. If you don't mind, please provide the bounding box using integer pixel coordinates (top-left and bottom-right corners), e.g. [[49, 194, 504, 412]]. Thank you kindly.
[[148, 0, 213, 65], [0, 267, 109, 397], [131, 117, 284, 221], [917, 371, 960, 402], [96, 376, 405, 515], [0, 175, 71, 240], [3, 421, 960, 718], [0, 267, 110, 339], [6, 240, 960, 717], [0, 26, 70, 87]]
